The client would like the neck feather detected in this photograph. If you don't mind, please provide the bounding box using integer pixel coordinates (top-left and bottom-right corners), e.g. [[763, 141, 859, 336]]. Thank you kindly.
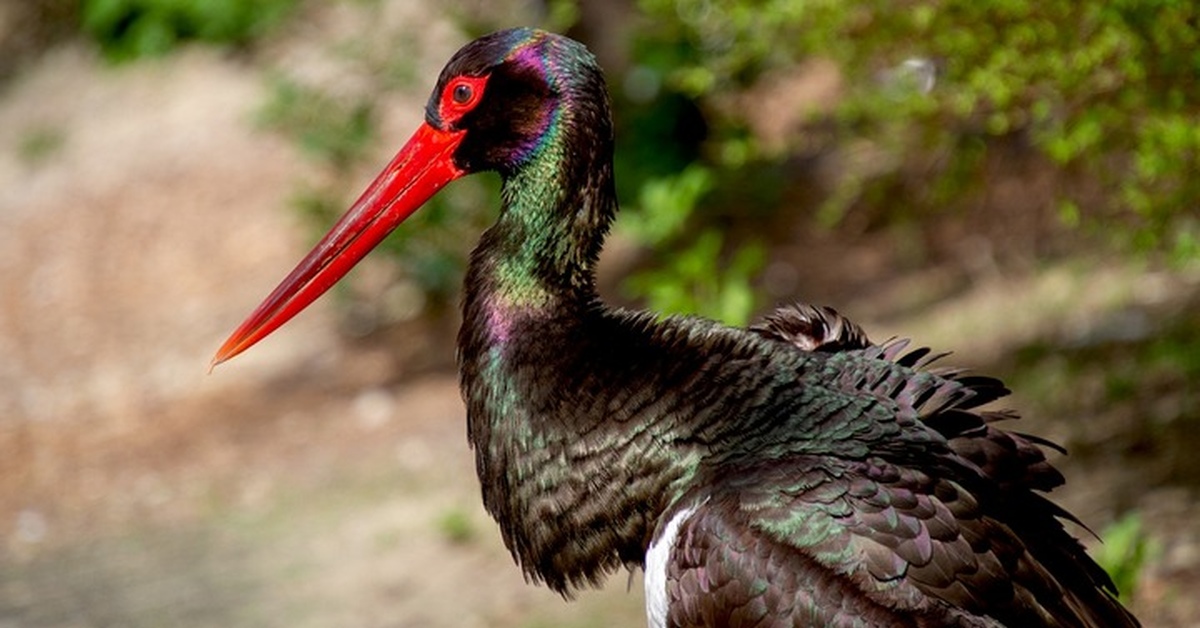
[[456, 77, 680, 592], [478, 96, 617, 305], [456, 133, 676, 592]]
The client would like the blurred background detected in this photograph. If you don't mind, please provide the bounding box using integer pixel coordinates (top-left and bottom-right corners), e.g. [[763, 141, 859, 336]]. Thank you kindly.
[[1, 0, 1197, 625]]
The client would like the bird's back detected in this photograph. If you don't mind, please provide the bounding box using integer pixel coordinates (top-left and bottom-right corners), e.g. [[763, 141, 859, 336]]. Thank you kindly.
[[644, 304, 1139, 627]]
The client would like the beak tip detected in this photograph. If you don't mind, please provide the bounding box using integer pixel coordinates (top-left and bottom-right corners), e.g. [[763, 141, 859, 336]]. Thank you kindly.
[[207, 351, 226, 374], [208, 336, 244, 372]]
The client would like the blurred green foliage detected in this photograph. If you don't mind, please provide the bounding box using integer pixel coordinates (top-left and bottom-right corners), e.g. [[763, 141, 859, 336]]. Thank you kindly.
[[78, 0, 1198, 322], [632, 0, 1200, 263], [260, 0, 1199, 326], [81, 0, 296, 61], [620, 165, 765, 326], [1094, 512, 1161, 601], [435, 507, 477, 544], [1010, 307, 1200, 415], [258, 77, 377, 171], [17, 127, 66, 166]]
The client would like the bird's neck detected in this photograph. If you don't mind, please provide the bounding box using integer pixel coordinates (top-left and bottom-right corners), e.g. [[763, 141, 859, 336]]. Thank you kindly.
[[455, 146, 696, 591], [473, 76, 617, 307], [485, 138, 616, 301]]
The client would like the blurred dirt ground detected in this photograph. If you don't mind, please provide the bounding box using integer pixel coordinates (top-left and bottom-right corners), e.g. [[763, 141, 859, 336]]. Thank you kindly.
[[1, 5, 1198, 627]]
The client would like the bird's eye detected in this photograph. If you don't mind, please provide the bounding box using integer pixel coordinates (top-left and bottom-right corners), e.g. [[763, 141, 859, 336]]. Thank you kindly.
[[453, 83, 473, 104], [440, 75, 487, 122]]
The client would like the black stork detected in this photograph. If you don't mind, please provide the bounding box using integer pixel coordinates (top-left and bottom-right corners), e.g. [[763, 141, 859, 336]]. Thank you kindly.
[[214, 28, 1140, 627]]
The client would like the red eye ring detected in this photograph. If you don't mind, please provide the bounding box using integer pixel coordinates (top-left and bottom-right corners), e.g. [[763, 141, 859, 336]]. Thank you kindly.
[[440, 75, 488, 124]]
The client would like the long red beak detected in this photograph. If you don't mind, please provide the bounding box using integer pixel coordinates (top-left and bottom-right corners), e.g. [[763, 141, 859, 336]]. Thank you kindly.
[[211, 122, 466, 368]]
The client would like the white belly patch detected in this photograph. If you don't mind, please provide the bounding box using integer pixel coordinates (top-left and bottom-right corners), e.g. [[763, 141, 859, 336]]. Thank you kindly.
[[644, 504, 699, 628]]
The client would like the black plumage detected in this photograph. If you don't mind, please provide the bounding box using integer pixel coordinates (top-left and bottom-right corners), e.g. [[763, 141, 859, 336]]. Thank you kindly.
[[216, 28, 1141, 627]]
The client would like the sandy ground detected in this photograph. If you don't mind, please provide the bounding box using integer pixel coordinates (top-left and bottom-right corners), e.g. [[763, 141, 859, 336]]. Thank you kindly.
[[0, 7, 646, 626], [1, 4, 1198, 627]]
